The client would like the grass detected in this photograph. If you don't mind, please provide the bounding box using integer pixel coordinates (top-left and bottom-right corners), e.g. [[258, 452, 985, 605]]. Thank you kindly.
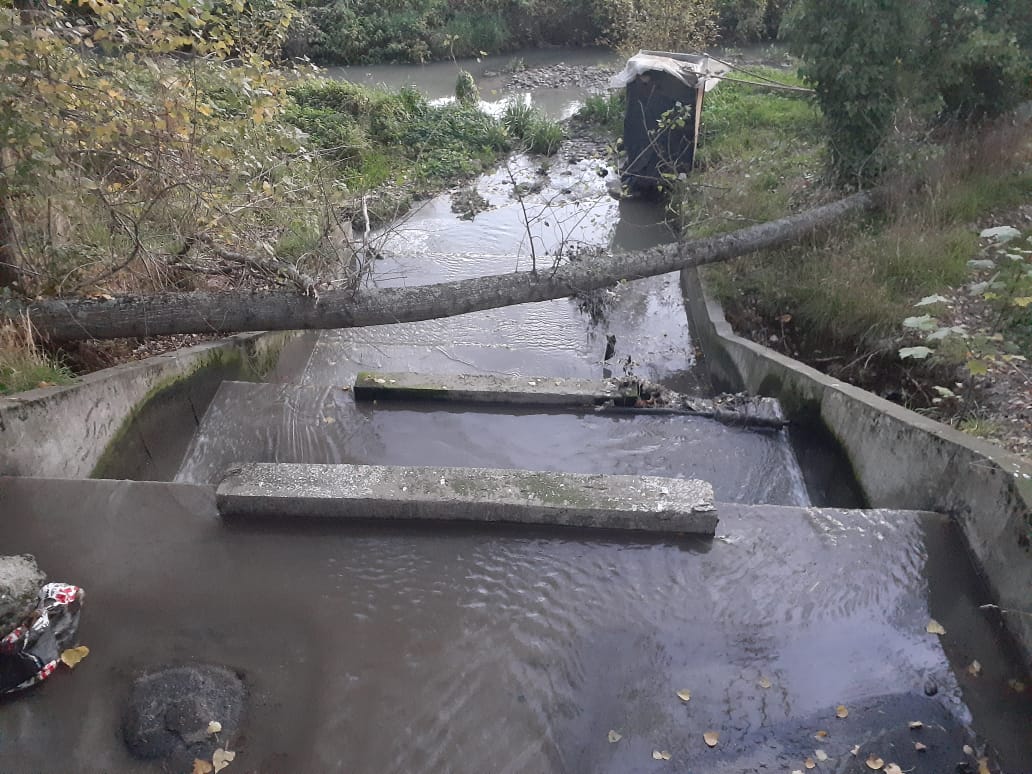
[[501, 101, 564, 156], [0, 321, 75, 395], [575, 92, 626, 135], [288, 78, 514, 186], [690, 69, 1032, 360]]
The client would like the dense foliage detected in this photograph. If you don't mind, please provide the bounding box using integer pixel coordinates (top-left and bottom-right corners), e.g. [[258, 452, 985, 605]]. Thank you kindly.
[[294, 0, 716, 64], [787, 0, 1031, 184]]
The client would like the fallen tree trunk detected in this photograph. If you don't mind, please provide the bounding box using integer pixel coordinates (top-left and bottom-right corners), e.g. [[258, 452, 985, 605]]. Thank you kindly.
[[2, 191, 875, 342]]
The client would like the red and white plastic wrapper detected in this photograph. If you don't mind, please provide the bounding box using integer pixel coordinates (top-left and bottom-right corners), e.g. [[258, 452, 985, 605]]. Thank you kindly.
[[0, 583, 84, 694]]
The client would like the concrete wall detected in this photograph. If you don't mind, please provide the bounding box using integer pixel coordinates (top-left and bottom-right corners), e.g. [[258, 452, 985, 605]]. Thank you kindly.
[[0, 331, 296, 479], [682, 266, 1032, 666]]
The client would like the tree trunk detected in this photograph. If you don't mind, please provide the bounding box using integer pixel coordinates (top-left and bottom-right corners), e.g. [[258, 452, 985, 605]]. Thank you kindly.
[[3, 192, 875, 342]]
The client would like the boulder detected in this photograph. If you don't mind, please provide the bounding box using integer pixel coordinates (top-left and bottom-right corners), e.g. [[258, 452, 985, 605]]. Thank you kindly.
[[123, 664, 245, 769], [0, 554, 46, 633]]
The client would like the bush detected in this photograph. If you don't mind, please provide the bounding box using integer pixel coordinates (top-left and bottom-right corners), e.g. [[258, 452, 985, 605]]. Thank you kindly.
[[524, 117, 565, 156], [575, 91, 626, 135]]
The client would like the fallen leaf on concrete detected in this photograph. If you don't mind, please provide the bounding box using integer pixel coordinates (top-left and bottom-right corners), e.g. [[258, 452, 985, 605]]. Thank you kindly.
[[835, 705, 849, 719], [323, 416, 336, 424], [37, 381, 55, 388], [915, 742, 927, 752], [192, 759, 214, 774], [814, 730, 829, 740], [1008, 678, 1026, 692], [964, 745, 974, 756], [926, 619, 946, 635], [607, 730, 621, 743], [851, 745, 860, 756], [703, 731, 719, 748], [207, 721, 222, 735], [884, 764, 902, 774], [60, 645, 89, 668], [652, 749, 671, 760], [865, 753, 884, 770], [804, 756, 815, 769], [908, 721, 923, 730], [212, 749, 236, 772], [815, 749, 829, 761], [978, 758, 990, 774], [967, 660, 982, 677], [676, 689, 691, 702], [758, 676, 772, 689]]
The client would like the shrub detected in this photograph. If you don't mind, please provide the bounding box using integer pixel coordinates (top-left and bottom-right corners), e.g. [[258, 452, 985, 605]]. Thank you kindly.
[[455, 71, 480, 107], [525, 117, 565, 156]]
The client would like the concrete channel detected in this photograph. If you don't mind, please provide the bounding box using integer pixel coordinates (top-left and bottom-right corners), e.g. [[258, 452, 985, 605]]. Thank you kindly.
[[1, 119, 1031, 770]]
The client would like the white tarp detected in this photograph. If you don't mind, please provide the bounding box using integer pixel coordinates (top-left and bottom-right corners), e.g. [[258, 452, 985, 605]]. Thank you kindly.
[[609, 51, 731, 92]]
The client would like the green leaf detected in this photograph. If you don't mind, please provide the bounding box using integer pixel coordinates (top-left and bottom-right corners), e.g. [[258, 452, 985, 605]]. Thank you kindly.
[[902, 314, 937, 331], [966, 359, 989, 376], [899, 346, 934, 360]]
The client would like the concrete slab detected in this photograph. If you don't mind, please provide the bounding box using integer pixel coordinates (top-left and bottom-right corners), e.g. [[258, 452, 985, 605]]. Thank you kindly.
[[1, 477, 1029, 773], [354, 370, 621, 406], [353, 370, 786, 427], [216, 462, 719, 534]]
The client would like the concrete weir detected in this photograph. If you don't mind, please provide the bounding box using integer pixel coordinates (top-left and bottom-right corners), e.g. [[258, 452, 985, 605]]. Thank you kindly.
[[216, 462, 719, 534], [353, 370, 787, 427]]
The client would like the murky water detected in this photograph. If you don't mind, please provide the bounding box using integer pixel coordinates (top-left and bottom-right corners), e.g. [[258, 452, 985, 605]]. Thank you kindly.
[[3, 477, 1030, 772], [326, 46, 621, 120]]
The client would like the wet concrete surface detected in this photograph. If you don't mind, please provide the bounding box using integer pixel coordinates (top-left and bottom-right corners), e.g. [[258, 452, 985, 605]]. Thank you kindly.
[[1, 477, 1030, 772], [175, 382, 810, 507]]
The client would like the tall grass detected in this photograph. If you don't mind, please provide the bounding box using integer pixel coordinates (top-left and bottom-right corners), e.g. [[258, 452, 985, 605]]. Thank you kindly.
[[0, 318, 75, 395], [693, 72, 1032, 357]]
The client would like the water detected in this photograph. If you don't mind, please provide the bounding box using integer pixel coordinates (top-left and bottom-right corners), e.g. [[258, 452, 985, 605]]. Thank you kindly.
[[4, 477, 1029, 772], [326, 46, 621, 121]]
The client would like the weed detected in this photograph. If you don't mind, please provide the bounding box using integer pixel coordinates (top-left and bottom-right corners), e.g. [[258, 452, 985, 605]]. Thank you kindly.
[[0, 318, 75, 395], [576, 92, 626, 135]]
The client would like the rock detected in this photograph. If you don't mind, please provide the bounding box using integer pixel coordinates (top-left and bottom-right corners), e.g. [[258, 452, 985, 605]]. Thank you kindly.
[[123, 664, 245, 769], [0, 555, 46, 633]]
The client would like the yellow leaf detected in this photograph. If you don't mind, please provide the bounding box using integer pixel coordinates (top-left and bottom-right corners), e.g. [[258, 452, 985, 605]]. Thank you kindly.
[[926, 619, 946, 636], [212, 749, 235, 772], [60, 645, 90, 668], [804, 756, 815, 769], [1008, 678, 1026, 693], [703, 731, 719, 748], [978, 758, 990, 774], [835, 705, 849, 719], [607, 730, 621, 743], [884, 765, 903, 774], [814, 730, 829, 740], [207, 721, 222, 734], [865, 754, 884, 770], [651, 750, 671, 760], [197, 103, 214, 117], [967, 660, 982, 677], [675, 689, 691, 702], [193, 760, 214, 774], [758, 676, 772, 689], [1013, 297, 1032, 308]]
